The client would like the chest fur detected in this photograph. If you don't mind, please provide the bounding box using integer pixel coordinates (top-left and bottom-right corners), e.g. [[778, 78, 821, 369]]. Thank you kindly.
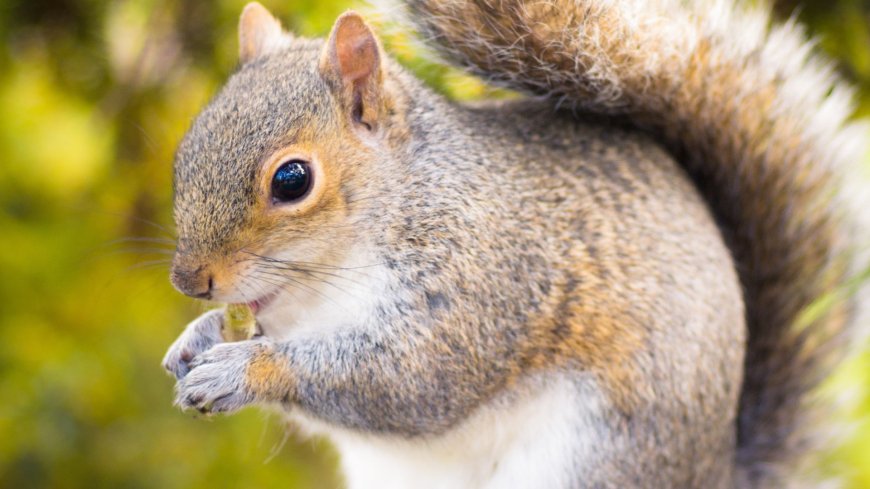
[[288, 376, 608, 489]]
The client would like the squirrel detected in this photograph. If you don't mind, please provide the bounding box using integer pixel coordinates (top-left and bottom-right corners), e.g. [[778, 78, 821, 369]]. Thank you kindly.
[[161, 0, 868, 487]]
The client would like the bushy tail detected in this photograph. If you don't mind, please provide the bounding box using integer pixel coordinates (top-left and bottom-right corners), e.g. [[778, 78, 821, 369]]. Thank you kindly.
[[394, 0, 868, 484]]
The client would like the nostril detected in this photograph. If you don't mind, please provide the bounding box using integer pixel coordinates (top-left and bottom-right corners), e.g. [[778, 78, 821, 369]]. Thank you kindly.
[[171, 262, 215, 299], [190, 276, 214, 299]]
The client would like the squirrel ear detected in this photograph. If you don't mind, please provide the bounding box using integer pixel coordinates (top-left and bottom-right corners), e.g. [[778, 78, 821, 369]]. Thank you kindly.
[[239, 2, 290, 63], [320, 12, 383, 130]]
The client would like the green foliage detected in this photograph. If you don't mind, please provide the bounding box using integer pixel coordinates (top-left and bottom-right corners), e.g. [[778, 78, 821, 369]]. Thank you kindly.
[[0, 1, 345, 487], [0, 0, 866, 487]]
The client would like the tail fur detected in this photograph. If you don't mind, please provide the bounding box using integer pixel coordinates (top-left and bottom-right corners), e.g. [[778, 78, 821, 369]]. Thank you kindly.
[[392, 0, 868, 484]]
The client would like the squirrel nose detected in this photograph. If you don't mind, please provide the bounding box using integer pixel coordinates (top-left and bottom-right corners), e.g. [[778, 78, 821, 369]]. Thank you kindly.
[[170, 261, 214, 299]]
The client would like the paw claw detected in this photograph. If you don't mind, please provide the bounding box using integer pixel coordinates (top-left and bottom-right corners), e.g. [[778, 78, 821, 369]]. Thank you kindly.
[[172, 341, 262, 416]]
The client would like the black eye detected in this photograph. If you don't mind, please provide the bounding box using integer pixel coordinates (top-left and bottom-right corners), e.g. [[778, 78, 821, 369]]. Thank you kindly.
[[271, 160, 312, 203]]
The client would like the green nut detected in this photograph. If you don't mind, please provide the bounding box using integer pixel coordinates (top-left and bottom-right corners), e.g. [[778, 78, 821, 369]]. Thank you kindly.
[[222, 303, 256, 342]]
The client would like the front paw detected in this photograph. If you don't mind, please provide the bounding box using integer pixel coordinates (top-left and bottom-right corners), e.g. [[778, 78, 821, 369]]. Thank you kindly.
[[162, 309, 224, 380], [174, 341, 267, 415]]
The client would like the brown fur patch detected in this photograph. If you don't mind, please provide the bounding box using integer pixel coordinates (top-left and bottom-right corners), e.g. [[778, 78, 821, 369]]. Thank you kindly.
[[245, 345, 293, 400]]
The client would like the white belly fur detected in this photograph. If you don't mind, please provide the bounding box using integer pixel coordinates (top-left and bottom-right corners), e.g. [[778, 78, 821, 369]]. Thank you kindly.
[[288, 375, 609, 489]]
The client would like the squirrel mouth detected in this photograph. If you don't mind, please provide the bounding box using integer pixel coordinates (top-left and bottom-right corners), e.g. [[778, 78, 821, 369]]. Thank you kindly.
[[247, 290, 280, 315]]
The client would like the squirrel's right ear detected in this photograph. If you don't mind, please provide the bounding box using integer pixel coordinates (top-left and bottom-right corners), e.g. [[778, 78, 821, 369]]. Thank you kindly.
[[319, 12, 383, 131], [238, 2, 291, 64]]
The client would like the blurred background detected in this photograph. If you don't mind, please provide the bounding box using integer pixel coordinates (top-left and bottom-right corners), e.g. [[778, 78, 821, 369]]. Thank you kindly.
[[0, 0, 867, 487]]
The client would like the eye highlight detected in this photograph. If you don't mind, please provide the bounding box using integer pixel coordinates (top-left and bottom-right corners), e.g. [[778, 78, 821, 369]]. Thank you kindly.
[[271, 160, 312, 203]]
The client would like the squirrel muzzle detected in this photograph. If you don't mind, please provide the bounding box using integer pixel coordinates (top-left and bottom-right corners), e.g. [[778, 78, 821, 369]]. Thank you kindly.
[[170, 255, 214, 299]]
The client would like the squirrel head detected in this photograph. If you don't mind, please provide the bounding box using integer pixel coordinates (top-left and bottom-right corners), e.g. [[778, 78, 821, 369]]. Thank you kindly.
[[171, 3, 404, 303]]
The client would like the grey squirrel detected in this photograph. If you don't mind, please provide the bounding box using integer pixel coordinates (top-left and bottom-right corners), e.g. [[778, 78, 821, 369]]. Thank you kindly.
[[161, 1, 868, 487]]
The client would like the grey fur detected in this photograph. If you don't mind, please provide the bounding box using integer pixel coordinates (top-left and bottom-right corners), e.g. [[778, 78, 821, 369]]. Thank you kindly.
[[176, 341, 263, 414], [164, 1, 863, 486], [162, 309, 224, 379]]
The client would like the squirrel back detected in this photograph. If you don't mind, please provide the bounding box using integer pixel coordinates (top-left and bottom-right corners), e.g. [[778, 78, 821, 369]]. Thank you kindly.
[[396, 0, 867, 483]]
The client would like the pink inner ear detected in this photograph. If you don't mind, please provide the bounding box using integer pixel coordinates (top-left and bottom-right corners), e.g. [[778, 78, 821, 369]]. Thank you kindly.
[[335, 17, 379, 83]]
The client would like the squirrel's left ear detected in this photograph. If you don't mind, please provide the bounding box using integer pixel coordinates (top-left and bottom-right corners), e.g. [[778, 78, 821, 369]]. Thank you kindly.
[[239, 2, 291, 64], [320, 12, 383, 131]]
